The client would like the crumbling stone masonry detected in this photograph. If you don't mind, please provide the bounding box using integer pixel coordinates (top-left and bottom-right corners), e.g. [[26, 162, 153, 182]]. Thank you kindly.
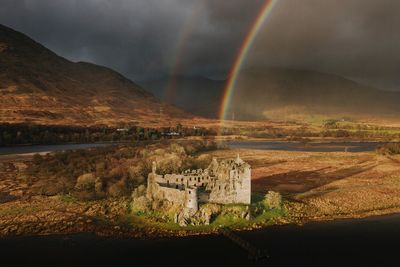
[[146, 155, 251, 218]]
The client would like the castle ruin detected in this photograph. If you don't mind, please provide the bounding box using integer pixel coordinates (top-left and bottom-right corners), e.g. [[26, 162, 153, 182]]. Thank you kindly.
[[146, 155, 251, 220]]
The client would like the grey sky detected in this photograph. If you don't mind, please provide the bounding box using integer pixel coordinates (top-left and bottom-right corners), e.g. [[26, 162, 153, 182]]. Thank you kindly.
[[1, 0, 399, 90]]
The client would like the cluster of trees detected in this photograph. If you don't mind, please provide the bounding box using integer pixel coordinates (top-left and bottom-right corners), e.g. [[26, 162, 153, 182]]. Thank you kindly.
[[221, 124, 400, 140], [25, 140, 219, 200], [0, 123, 217, 145], [224, 126, 318, 139], [321, 130, 400, 139], [323, 119, 400, 132]]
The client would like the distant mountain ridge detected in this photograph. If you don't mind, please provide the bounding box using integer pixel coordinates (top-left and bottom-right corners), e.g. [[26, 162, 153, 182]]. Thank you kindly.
[[0, 24, 191, 126], [141, 69, 400, 121], [2, 23, 399, 126], [140, 76, 224, 118], [232, 68, 400, 120]]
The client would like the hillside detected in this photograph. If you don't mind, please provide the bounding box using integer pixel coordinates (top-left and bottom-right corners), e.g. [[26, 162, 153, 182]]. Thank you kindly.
[[141, 70, 400, 121], [231, 68, 400, 120], [0, 24, 192, 126], [140, 76, 224, 118], [2, 23, 398, 127]]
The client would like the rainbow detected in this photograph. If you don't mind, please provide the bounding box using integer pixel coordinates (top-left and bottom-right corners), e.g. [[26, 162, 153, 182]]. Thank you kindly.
[[219, 0, 279, 122], [164, 2, 203, 103]]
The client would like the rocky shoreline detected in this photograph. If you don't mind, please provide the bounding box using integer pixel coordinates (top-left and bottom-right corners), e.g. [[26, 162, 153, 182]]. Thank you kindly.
[[2, 195, 400, 240]]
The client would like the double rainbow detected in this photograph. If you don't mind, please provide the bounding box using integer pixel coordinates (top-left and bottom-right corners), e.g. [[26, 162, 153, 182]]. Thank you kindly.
[[219, 0, 279, 122]]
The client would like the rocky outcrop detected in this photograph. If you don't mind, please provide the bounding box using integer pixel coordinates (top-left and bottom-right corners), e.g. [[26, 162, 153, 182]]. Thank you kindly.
[[175, 204, 220, 226]]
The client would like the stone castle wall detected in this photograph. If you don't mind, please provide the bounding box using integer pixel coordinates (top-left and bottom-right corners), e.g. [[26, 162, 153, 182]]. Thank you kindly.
[[146, 156, 251, 215]]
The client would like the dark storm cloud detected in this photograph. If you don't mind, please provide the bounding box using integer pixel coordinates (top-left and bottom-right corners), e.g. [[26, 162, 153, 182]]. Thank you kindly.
[[0, 0, 203, 79], [0, 0, 400, 90], [248, 0, 400, 90]]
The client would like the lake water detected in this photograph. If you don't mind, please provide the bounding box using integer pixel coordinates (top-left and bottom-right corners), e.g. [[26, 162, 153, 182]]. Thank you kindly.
[[0, 214, 399, 266], [0, 141, 385, 157], [0, 143, 112, 156], [227, 140, 385, 152]]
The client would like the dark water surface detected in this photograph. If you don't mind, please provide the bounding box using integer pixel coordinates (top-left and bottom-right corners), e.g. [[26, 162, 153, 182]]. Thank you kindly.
[[1, 214, 400, 267], [227, 140, 385, 152], [0, 143, 112, 156], [0, 141, 387, 156]]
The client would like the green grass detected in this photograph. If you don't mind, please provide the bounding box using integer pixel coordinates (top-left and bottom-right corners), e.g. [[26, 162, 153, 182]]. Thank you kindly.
[[210, 213, 248, 228], [126, 192, 287, 233], [305, 115, 331, 126], [0, 204, 42, 217], [58, 193, 78, 203]]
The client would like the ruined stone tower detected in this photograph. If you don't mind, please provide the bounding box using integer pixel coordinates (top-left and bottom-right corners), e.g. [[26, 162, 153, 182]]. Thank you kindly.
[[145, 155, 251, 216], [185, 187, 198, 212]]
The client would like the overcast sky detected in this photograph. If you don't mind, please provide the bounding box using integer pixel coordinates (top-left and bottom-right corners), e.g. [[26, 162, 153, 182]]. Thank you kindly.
[[1, 0, 400, 90]]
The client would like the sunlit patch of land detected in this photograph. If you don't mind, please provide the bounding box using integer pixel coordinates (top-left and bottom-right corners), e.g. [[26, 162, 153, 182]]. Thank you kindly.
[[210, 147, 400, 222], [202, 116, 400, 144], [1, 139, 400, 237], [0, 141, 285, 237]]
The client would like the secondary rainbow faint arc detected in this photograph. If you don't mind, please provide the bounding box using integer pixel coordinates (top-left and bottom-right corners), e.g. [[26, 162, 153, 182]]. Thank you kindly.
[[164, 2, 203, 104], [219, 0, 279, 121]]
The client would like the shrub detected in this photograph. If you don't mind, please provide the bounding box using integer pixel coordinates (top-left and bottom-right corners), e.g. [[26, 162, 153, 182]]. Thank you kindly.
[[131, 196, 150, 213], [94, 177, 105, 195], [107, 178, 128, 197], [25, 140, 219, 200], [170, 144, 185, 154], [154, 148, 167, 156], [155, 153, 183, 174], [324, 119, 339, 129], [109, 165, 128, 180], [263, 191, 282, 209], [183, 144, 196, 155], [32, 153, 43, 165], [131, 184, 147, 199], [75, 173, 96, 190], [128, 164, 146, 185], [95, 162, 106, 175], [193, 154, 212, 169]]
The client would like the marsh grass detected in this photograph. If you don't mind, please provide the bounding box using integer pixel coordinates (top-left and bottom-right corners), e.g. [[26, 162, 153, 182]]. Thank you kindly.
[[58, 193, 77, 203], [377, 143, 400, 155], [0, 204, 42, 217]]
